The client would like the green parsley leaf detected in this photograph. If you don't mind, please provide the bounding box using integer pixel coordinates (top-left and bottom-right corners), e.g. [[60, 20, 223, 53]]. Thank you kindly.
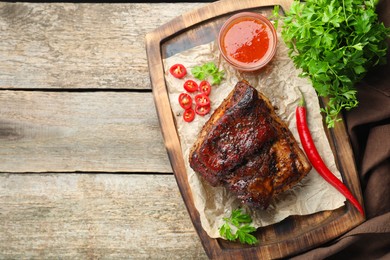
[[191, 66, 206, 80], [219, 222, 237, 241], [218, 209, 258, 245], [236, 224, 258, 245], [191, 62, 225, 85], [276, 0, 390, 127], [271, 5, 280, 29]]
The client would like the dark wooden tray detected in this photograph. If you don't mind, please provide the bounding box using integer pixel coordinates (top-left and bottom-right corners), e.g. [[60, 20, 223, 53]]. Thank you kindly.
[[145, 0, 365, 258]]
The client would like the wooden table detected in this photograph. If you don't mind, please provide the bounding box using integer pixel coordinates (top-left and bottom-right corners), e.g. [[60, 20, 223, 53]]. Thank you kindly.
[[0, 2, 209, 258]]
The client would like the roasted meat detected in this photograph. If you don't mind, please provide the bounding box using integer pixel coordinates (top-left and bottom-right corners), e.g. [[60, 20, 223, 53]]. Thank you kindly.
[[189, 81, 311, 209]]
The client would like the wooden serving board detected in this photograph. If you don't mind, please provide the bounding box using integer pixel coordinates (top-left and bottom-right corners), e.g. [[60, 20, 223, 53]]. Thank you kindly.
[[145, 0, 365, 258]]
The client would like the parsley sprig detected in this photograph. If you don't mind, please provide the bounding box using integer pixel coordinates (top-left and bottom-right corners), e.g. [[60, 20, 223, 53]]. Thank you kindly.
[[191, 62, 224, 85], [219, 209, 258, 245], [278, 0, 390, 127]]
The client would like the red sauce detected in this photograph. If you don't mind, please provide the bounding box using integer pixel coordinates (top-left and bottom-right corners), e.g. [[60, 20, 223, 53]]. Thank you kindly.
[[221, 17, 272, 67]]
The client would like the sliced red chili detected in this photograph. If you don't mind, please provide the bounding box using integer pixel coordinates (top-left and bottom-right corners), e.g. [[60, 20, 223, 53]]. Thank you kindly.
[[194, 93, 210, 107], [178, 93, 192, 110], [199, 80, 211, 96], [183, 108, 195, 122], [296, 90, 364, 216], [169, 64, 187, 79], [183, 80, 198, 93], [195, 104, 210, 116]]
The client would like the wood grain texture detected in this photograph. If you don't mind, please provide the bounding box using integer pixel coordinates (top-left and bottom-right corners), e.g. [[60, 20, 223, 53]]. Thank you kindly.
[[0, 0, 366, 258], [0, 91, 171, 173], [0, 173, 207, 259], [0, 1, 212, 259], [0, 2, 205, 90]]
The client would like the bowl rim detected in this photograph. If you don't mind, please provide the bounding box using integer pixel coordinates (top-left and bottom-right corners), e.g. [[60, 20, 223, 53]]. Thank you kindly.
[[218, 11, 277, 72]]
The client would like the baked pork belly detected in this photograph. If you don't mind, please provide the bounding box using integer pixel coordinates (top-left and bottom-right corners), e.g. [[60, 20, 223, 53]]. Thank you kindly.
[[189, 81, 311, 209]]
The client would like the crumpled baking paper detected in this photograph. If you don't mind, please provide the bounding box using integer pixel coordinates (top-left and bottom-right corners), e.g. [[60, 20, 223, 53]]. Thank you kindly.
[[162, 30, 345, 238]]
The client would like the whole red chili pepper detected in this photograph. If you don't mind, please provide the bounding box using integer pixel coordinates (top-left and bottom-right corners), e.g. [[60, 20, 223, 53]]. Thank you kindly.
[[296, 90, 364, 216]]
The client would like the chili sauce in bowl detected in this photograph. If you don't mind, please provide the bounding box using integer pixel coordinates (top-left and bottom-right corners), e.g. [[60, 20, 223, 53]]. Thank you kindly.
[[218, 12, 277, 72]]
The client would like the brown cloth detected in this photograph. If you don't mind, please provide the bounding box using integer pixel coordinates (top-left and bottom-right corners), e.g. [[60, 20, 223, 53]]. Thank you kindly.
[[291, 1, 390, 259]]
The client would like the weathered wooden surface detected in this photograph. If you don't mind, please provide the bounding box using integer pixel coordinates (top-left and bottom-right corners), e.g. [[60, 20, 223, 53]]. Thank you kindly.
[[0, 1, 209, 259], [0, 174, 207, 259], [0, 91, 170, 173], [0, 3, 204, 90]]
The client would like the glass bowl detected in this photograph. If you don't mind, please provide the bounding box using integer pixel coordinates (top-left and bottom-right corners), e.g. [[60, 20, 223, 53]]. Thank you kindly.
[[218, 12, 277, 72]]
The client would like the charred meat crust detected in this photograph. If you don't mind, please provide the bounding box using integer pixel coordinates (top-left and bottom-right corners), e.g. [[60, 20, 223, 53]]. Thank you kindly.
[[189, 81, 311, 209]]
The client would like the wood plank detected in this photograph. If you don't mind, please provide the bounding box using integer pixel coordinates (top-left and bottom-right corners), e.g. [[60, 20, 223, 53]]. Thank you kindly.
[[0, 91, 171, 173], [0, 173, 207, 259], [0, 2, 205, 90]]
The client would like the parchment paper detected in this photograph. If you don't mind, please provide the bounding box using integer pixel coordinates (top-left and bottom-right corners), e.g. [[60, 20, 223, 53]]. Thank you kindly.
[[162, 30, 345, 238]]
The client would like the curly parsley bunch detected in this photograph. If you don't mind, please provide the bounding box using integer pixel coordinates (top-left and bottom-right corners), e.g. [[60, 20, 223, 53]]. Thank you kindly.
[[280, 0, 390, 127]]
